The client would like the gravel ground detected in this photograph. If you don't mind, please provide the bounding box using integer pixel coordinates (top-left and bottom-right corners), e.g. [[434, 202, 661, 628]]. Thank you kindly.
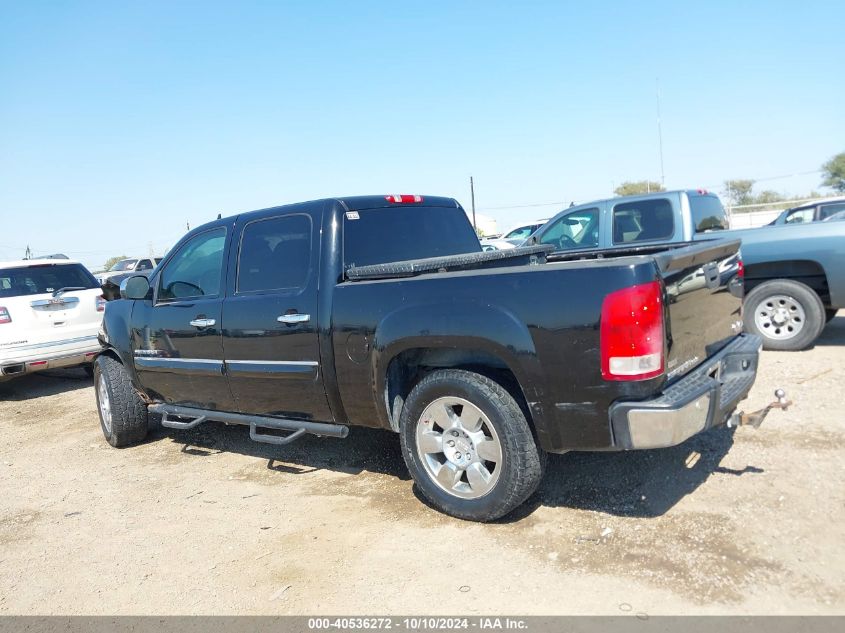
[[1, 315, 843, 615]]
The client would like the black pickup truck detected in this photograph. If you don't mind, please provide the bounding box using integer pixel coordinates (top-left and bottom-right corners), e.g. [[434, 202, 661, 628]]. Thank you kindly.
[[95, 195, 779, 521]]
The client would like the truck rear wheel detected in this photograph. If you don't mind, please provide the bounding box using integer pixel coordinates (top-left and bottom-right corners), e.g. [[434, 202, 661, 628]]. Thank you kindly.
[[399, 369, 544, 522], [94, 354, 149, 447], [743, 279, 825, 351]]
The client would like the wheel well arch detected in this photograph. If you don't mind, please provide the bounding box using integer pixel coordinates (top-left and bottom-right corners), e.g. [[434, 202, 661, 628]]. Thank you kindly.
[[744, 259, 830, 306], [382, 347, 534, 433], [97, 347, 122, 364]]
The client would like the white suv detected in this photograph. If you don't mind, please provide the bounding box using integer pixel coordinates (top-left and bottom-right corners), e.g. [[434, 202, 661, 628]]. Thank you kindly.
[[0, 259, 104, 381]]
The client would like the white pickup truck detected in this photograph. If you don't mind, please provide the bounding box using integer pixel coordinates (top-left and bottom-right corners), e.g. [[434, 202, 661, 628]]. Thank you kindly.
[[0, 259, 104, 381]]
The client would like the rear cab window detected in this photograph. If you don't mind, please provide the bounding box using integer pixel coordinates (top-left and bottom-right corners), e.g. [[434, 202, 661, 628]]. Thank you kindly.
[[0, 264, 99, 298], [688, 193, 729, 232], [343, 205, 480, 269]]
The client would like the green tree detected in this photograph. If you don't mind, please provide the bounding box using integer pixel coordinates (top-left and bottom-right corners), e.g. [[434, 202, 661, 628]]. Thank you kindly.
[[754, 190, 785, 204], [613, 180, 665, 196], [821, 152, 845, 193], [723, 179, 755, 206], [102, 255, 128, 271]]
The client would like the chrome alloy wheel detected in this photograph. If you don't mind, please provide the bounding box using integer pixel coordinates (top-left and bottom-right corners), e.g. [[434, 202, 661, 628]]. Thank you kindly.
[[415, 396, 503, 499], [754, 294, 806, 340], [98, 374, 113, 434]]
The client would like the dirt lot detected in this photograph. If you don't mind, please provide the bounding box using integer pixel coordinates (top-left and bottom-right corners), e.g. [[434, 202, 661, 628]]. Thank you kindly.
[[1, 316, 843, 616]]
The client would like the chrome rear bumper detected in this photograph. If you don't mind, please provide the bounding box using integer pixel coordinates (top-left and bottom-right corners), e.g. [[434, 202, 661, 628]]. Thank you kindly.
[[609, 334, 762, 449]]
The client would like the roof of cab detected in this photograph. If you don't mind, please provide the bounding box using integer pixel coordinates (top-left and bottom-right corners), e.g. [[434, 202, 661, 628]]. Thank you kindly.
[[0, 258, 83, 269], [221, 195, 461, 221]]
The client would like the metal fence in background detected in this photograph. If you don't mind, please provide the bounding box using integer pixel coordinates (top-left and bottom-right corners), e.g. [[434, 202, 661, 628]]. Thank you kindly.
[[726, 197, 832, 229]]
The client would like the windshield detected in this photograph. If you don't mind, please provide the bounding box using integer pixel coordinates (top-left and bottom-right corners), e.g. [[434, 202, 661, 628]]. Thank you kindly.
[[0, 264, 99, 298], [109, 259, 137, 272], [504, 224, 542, 240], [344, 205, 481, 268]]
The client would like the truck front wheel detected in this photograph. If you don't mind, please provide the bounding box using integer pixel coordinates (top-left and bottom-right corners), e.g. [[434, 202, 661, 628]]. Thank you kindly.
[[93, 354, 149, 447], [399, 369, 544, 522], [743, 279, 825, 351]]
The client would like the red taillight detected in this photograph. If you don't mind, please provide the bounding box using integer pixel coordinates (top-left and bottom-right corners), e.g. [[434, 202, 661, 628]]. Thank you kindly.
[[96, 295, 106, 312], [696, 188, 709, 195], [737, 259, 745, 279], [0, 307, 10, 324], [600, 281, 664, 381], [385, 194, 423, 204]]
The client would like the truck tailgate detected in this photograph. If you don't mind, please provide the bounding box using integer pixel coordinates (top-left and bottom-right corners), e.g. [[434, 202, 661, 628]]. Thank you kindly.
[[654, 239, 744, 383]]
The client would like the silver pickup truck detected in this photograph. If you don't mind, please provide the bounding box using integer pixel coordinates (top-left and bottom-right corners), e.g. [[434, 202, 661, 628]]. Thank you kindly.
[[527, 189, 845, 351]]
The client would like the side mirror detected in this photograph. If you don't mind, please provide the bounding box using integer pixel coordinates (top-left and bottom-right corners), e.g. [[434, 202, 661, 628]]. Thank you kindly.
[[120, 275, 151, 300]]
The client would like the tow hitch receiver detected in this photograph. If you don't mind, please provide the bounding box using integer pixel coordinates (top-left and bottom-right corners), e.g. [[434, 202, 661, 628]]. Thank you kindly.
[[727, 388, 792, 429]]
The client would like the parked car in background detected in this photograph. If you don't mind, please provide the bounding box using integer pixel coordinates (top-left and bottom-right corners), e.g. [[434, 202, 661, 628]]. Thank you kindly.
[[480, 219, 548, 251], [97, 257, 163, 301], [767, 197, 845, 225], [0, 259, 104, 380], [529, 190, 845, 351], [94, 194, 772, 521], [95, 257, 162, 286]]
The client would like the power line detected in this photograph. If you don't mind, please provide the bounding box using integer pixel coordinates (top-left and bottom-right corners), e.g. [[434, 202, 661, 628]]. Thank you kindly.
[[480, 168, 825, 213]]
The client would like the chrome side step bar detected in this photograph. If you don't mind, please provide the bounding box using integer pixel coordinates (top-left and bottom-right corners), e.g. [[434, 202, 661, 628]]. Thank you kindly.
[[148, 403, 349, 445]]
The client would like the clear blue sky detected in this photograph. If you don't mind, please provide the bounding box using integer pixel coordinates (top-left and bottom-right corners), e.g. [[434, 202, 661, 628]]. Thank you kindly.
[[2, 0, 843, 268]]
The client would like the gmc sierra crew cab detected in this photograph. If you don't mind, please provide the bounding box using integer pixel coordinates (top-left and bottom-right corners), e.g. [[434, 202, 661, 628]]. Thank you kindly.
[[95, 194, 780, 521]]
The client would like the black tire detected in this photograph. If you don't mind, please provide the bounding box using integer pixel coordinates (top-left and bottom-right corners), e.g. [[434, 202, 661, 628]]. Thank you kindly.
[[93, 354, 149, 447], [399, 369, 544, 522], [743, 279, 825, 351], [826, 308, 839, 323]]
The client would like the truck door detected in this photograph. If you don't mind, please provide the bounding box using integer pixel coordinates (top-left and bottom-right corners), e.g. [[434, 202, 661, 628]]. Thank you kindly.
[[221, 209, 333, 422], [131, 226, 236, 411]]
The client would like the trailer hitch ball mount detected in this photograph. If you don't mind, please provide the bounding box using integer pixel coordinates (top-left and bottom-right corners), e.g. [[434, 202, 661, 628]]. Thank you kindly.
[[727, 388, 792, 430]]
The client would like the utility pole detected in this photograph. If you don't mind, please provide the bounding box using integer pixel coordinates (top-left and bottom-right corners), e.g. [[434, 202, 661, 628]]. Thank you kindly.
[[725, 181, 733, 226], [470, 176, 477, 233], [656, 78, 665, 187], [24, 245, 32, 260]]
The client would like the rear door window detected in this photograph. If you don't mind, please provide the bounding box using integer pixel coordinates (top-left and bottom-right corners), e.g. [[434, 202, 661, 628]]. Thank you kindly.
[[612, 198, 674, 244], [0, 264, 99, 298], [819, 202, 845, 220], [688, 194, 729, 232], [237, 214, 312, 293]]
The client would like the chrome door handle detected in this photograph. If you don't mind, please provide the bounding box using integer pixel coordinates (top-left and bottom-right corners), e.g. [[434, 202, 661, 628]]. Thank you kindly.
[[189, 318, 216, 328], [277, 313, 310, 324]]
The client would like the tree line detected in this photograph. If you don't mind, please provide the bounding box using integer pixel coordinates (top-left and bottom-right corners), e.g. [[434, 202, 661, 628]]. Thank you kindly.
[[612, 150, 845, 202]]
